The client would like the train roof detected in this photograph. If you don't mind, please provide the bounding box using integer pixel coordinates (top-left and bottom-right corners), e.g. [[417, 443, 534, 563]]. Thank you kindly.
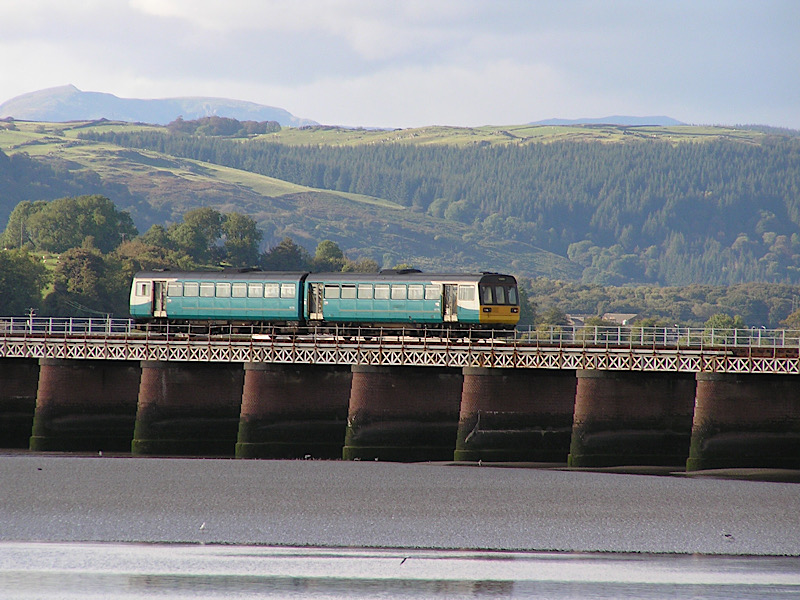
[[133, 270, 517, 284], [133, 270, 307, 282], [304, 272, 517, 284]]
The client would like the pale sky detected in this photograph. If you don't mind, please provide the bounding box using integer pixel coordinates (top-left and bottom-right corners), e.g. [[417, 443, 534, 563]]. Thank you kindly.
[[2, 0, 798, 129]]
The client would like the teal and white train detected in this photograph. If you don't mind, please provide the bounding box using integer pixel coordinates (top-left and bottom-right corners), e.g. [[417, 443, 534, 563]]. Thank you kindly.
[[130, 269, 520, 331]]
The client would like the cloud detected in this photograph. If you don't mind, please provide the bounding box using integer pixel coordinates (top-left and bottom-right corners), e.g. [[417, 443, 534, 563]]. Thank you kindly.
[[1, 0, 798, 128], [258, 60, 576, 128], [128, 0, 477, 62]]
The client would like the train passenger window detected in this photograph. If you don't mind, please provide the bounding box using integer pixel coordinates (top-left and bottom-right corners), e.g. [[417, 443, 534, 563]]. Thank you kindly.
[[458, 285, 475, 302], [341, 285, 356, 299], [281, 284, 296, 299], [137, 282, 150, 297], [391, 285, 406, 300], [425, 285, 439, 300], [248, 283, 263, 298], [357, 284, 373, 299], [264, 283, 279, 298], [200, 282, 215, 297], [374, 284, 390, 299], [324, 285, 340, 299], [167, 282, 183, 297], [408, 285, 424, 300], [232, 283, 247, 298], [216, 282, 231, 298], [494, 286, 506, 305], [508, 287, 519, 305], [183, 282, 199, 297]]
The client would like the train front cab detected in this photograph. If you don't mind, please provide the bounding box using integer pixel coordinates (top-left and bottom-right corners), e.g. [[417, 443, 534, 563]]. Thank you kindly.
[[432, 273, 519, 329], [476, 274, 520, 328]]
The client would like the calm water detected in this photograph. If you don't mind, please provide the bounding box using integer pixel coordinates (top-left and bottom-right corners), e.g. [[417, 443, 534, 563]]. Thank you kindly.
[[2, 542, 799, 599]]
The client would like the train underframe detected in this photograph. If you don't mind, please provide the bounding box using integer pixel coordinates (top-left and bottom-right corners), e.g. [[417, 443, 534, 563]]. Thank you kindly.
[[134, 318, 516, 339]]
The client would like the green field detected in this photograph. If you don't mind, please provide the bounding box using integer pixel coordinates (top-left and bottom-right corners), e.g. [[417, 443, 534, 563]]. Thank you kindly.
[[2, 119, 770, 155], [0, 121, 404, 210], [255, 122, 770, 147]]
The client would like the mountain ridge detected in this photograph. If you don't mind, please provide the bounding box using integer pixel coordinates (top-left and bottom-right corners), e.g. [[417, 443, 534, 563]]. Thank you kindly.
[[2, 86, 692, 130], [0, 85, 317, 127]]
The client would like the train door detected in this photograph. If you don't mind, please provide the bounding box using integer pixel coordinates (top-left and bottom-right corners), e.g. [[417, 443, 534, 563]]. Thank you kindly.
[[443, 284, 458, 322], [308, 283, 324, 320], [152, 281, 167, 318]]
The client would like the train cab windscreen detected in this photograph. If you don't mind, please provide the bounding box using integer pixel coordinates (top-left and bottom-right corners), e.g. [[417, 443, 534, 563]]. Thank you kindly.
[[479, 283, 518, 306]]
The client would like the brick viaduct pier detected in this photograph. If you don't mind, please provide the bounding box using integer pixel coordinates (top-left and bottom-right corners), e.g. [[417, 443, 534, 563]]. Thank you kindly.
[[1, 321, 799, 471]]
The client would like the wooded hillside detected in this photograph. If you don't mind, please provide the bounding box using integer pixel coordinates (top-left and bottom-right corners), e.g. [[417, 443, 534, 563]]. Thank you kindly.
[[83, 126, 800, 286], [5, 116, 800, 325], [4, 118, 800, 288]]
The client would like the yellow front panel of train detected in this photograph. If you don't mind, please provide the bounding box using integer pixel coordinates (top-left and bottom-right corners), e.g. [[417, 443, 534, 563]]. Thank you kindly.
[[478, 305, 520, 325]]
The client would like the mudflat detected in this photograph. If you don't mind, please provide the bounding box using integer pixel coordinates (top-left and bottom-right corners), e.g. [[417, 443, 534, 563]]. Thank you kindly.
[[0, 454, 798, 555]]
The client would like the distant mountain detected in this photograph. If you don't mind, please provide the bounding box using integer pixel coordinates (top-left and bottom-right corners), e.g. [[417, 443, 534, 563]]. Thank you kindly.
[[532, 116, 685, 126], [0, 85, 317, 127]]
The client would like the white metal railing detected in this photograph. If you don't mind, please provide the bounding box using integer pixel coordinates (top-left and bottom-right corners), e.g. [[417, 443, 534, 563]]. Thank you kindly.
[[514, 325, 797, 349], [0, 318, 798, 350], [0, 316, 136, 336]]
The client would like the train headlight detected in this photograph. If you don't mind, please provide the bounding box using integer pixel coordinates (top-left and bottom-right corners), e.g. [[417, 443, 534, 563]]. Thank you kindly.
[[482, 307, 492, 313], [511, 307, 519, 313]]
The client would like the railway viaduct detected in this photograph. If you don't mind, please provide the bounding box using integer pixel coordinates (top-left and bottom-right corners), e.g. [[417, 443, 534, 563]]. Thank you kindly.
[[1, 320, 799, 471]]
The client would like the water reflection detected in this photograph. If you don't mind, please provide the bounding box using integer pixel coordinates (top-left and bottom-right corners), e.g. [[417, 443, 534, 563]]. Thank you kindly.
[[131, 574, 514, 598], [1, 542, 799, 599]]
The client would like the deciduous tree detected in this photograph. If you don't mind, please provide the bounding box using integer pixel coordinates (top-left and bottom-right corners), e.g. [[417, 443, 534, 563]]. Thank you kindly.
[[259, 237, 311, 271], [0, 249, 49, 313], [222, 212, 262, 267], [704, 313, 745, 329], [312, 240, 346, 272], [5, 195, 137, 254], [42, 248, 127, 317], [167, 207, 223, 264]]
